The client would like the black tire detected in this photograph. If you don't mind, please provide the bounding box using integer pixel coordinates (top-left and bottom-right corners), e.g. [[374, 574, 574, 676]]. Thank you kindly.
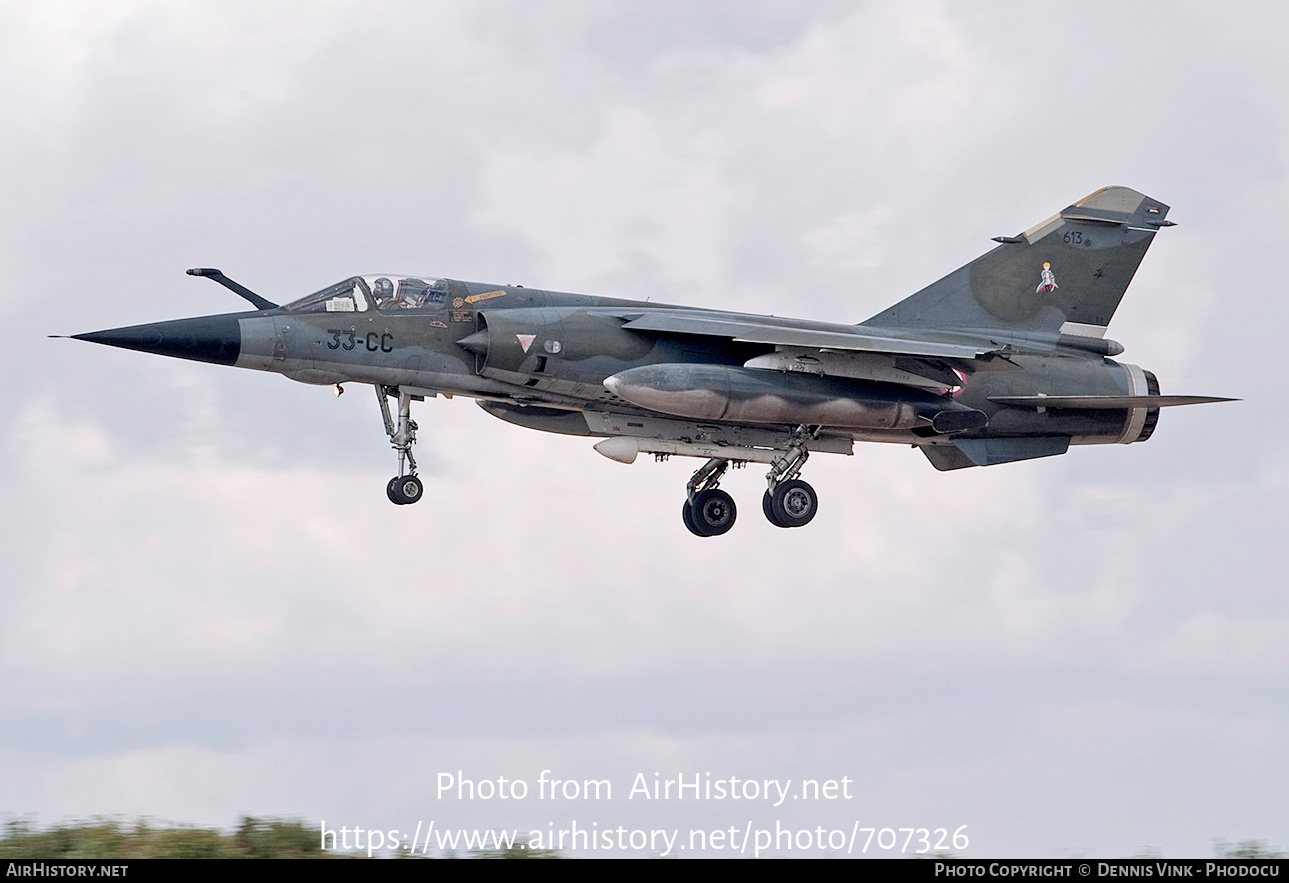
[[394, 475, 424, 505], [387, 477, 406, 505], [763, 490, 788, 528], [682, 500, 711, 537], [692, 489, 737, 536], [770, 479, 817, 528]]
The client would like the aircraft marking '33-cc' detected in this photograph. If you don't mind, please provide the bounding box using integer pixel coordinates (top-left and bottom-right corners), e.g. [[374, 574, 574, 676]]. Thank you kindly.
[[64, 188, 1235, 536]]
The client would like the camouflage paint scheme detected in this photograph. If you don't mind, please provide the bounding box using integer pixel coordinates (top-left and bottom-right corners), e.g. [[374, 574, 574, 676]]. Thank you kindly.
[[71, 187, 1233, 535]]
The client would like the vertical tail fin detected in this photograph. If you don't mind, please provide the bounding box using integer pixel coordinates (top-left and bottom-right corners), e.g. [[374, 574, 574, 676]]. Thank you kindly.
[[862, 186, 1173, 339]]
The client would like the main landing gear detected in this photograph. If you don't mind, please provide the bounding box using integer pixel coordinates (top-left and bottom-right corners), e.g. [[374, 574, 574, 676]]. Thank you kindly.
[[680, 425, 819, 536], [682, 457, 737, 537], [763, 427, 818, 529], [377, 385, 423, 505]]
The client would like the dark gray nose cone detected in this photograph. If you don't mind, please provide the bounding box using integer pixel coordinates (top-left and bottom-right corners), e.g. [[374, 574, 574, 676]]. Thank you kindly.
[[73, 314, 244, 366]]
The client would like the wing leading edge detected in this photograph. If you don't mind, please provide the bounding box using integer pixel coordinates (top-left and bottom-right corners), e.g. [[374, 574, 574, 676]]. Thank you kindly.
[[615, 310, 989, 360]]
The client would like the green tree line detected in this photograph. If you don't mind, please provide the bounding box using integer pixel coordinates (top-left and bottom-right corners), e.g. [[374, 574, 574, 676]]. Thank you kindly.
[[0, 817, 560, 859]]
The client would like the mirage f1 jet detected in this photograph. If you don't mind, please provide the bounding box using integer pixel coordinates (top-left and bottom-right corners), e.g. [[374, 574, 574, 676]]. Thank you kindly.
[[69, 186, 1233, 536]]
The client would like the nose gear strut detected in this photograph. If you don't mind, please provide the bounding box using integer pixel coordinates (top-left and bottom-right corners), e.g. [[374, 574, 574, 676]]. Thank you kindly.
[[376, 385, 423, 505]]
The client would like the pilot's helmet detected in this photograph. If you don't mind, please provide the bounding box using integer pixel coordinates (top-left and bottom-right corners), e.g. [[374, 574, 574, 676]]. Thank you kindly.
[[373, 277, 394, 302]]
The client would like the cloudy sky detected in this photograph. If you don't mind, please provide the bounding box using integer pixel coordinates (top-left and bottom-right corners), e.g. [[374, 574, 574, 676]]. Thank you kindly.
[[2, 0, 1285, 858]]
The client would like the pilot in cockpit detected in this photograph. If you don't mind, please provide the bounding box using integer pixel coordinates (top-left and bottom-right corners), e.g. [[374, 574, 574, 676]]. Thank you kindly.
[[372, 277, 398, 309]]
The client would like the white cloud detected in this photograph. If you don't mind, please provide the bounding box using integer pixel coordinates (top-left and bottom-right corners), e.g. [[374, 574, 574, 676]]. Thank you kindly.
[[1145, 613, 1289, 674]]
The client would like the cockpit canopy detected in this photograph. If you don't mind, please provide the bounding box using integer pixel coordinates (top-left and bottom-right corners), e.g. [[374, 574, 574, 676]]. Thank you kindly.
[[285, 275, 451, 313]]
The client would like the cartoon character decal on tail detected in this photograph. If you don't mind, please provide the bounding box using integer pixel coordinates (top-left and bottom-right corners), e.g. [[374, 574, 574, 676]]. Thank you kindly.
[[1036, 262, 1058, 293]]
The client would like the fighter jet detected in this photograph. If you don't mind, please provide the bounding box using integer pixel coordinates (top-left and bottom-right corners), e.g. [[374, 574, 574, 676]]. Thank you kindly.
[[68, 186, 1233, 536]]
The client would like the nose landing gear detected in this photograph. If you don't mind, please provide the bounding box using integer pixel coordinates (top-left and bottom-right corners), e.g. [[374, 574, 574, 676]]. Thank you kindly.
[[377, 385, 422, 505]]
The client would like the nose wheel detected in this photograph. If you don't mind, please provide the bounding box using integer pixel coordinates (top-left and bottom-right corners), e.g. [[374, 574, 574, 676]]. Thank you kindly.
[[377, 385, 423, 505], [387, 474, 424, 505]]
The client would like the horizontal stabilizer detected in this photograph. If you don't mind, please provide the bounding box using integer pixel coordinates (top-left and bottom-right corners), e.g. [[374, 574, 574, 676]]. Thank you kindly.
[[990, 395, 1237, 409]]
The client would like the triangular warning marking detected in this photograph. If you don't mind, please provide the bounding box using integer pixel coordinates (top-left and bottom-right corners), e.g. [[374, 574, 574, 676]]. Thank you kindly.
[[516, 334, 536, 353]]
